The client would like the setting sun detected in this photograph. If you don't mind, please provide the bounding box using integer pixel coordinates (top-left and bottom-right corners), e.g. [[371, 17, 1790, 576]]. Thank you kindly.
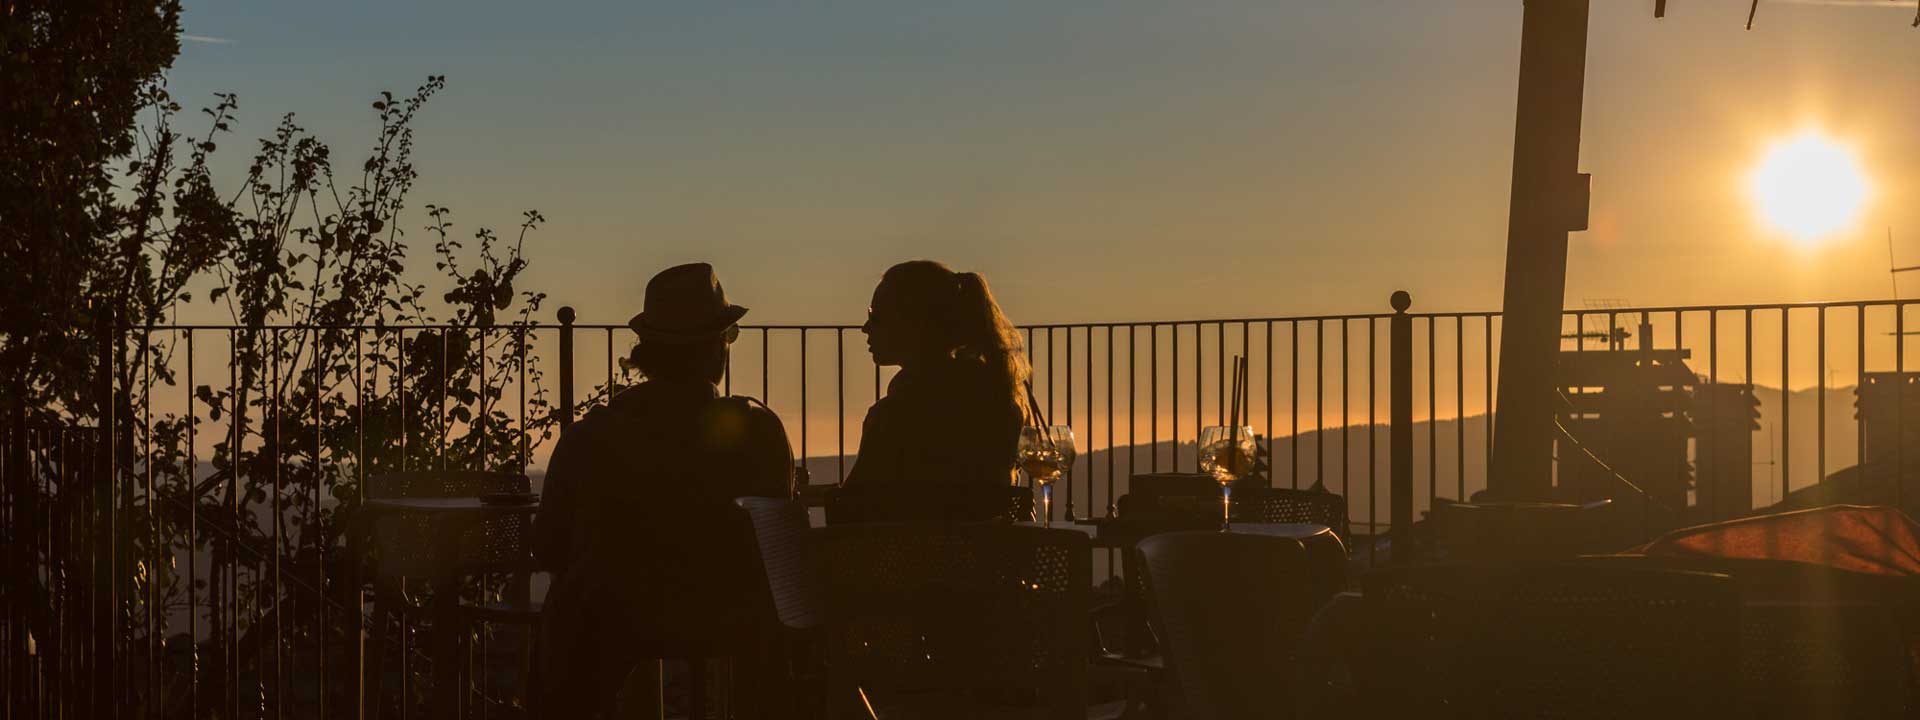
[[1748, 130, 1870, 244]]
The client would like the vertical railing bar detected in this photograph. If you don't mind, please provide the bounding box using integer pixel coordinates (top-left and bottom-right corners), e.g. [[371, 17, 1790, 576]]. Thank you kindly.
[[1316, 319, 1325, 491], [605, 327, 616, 398], [763, 329, 771, 417], [837, 329, 845, 483], [1265, 321, 1274, 488], [1217, 322, 1225, 425], [1107, 326, 1116, 518], [1128, 325, 1137, 495], [186, 330, 198, 718], [1083, 326, 1092, 519], [1152, 326, 1159, 473], [229, 328, 240, 720], [1857, 306, 1867, 502], [1182, 324, 1198, 470], [517, 327, 528, 474], [439, 329, 449, 474], [1369, 317, 1377, 567], [1456, 316, 1464, 500], [479, 325, 489, 468], [1291, 321, 1299, 489], [313, 326, 327, 720], [1781, 308, 1790, 502], [274, 327, 286, 720], [1066, 327, 1075, 520], [1171, 326, 1178, 472], [1897, 302, 1905, 510], [1818, 308, 1826, 485], [1048, 328, 1057, 425], [800, 330, 809, 485], [1709, 310, 1719, 520], [1342, 319, 1351, 503], [1745, 309, 1754, 511], [144, 326, 157, 720], [1427, 317, 1437, 504], [355, 328, 367, 720]]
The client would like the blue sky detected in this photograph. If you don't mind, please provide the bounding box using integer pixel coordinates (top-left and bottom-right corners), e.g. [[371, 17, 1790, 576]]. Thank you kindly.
[[168, 0, 1920, 326]]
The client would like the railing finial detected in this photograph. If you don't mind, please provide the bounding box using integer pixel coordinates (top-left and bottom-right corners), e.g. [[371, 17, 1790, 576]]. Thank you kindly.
[[557, 306, 576, 325], [1391, 290, 1412, 314]]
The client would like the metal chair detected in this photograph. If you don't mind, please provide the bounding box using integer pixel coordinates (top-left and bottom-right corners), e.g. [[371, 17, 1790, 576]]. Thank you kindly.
[[815, 521, 1091, 719], [1136, 531, 1316, 720], [736, 497, 834, 717], [360, 470, 540, 718]]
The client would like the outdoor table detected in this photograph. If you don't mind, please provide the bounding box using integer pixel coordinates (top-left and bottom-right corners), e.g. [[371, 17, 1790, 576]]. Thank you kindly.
[[358, 497, 539, 720], [1026, 521, 1343, 657]]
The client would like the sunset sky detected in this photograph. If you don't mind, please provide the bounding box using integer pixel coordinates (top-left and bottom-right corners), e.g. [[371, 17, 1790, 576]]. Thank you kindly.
[[167, 0, 1919, 327]]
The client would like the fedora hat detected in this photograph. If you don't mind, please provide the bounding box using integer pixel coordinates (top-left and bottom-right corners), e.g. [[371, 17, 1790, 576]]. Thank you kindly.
[[627, 263, 748, 343]]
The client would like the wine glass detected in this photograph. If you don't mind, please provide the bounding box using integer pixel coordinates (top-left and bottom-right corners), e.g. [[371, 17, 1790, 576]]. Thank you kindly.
[[1199, 425, 1256, 530], [1017, 426, 1076, 526]]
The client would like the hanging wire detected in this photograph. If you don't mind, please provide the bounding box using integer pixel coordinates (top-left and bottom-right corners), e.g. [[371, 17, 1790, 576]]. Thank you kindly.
[[1552, 389, 1676, 514]]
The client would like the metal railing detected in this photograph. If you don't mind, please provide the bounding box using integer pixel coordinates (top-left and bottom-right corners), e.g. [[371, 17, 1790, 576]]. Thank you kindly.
[[7, 292, 1919, 718]]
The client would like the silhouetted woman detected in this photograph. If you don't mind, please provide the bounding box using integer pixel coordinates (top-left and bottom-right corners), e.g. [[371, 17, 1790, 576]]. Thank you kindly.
[[840, 260, 1029, 522]]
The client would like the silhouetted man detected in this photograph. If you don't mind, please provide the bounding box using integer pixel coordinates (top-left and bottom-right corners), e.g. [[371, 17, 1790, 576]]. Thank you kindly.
[[535, 263, 793, 718]]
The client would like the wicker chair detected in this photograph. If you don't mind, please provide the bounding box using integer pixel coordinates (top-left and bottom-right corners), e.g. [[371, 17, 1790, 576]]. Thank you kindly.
[[815, 521, 1091, 719], [1136, 532, 1316, 720], [1228, 487, 1349, 545], [360, 470, 539, 717], [1349, 562, 1740, 719]]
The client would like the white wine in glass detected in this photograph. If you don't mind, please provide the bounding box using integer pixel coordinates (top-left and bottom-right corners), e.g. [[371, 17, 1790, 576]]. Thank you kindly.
[[1017, 426, 1076, 526], [1199, 425, 1256, 530]]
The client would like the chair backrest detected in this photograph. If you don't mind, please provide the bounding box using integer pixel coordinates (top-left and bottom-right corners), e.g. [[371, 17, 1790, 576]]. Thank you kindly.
[[815, 522, 1089, 715], [1138, 531, 1316, 720], [1230, 487, 1350, 545], [1003, 484, 1036, 523], [364, 470, 534, 578], [735, 496, 826, 631], [823, 484, 1033, 525], [1360, 562, 1739, 718], [367, 469, 529, 498]]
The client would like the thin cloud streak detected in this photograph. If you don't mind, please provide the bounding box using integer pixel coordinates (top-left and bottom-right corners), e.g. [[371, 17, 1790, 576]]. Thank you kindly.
[[182, 35, 234, 45]]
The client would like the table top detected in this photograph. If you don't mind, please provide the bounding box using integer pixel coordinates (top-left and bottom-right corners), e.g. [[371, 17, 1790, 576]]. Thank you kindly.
[[1017, 520, 1333, 548], [363, 497, 540, 514]]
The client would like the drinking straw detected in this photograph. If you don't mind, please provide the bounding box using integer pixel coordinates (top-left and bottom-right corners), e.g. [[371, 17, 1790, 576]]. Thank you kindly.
[[1228, 356, 1244, 474]]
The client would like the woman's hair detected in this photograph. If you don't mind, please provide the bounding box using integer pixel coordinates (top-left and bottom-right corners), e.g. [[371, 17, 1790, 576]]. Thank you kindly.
[[881, 260, 1031, 410], [627, 337, 727, 385]]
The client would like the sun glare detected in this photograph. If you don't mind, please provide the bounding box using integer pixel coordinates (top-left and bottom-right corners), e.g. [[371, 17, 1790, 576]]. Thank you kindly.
[[1748, 130, 1870, 245]]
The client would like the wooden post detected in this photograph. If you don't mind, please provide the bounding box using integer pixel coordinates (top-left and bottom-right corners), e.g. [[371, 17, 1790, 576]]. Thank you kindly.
[[1490, 0, 1592, 500]]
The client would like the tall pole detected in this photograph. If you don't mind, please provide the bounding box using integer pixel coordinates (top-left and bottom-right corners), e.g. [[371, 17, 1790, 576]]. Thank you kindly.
[[1490, 0, 1592, 499]]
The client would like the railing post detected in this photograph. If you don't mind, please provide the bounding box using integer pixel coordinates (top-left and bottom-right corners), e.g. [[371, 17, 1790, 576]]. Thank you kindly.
[[557, 307, 576, 430], [92, 303, 117, 717], [6, 376, 30, 720], [1390, 292, 1416, 564]]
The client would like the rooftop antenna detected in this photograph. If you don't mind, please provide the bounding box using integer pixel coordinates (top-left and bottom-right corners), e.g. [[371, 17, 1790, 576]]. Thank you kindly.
[[1891, 228, 1906, 300]]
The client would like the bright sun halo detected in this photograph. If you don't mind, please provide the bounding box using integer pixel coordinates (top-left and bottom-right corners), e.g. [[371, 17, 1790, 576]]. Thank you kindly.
[[1749, 130, 1870, 245]]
